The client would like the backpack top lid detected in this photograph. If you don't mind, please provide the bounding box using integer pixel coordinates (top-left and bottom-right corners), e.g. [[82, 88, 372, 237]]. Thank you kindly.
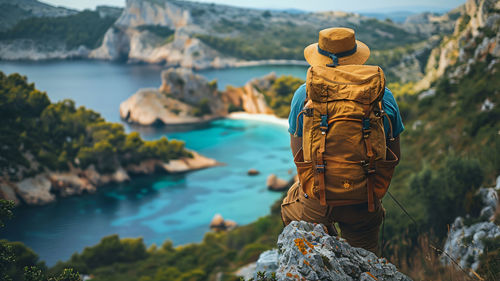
[[306, 65, 385, 105]]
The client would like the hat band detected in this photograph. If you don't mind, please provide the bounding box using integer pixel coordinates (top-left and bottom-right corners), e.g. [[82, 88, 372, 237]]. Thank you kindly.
[[317, 44, 357, 67]]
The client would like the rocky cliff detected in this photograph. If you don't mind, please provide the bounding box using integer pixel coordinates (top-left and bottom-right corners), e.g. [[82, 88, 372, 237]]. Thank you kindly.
[[120, 68, 278, 126], [415, 0, 500, 91], [0, 150, 217, 206], [442, 180, 500, 272], [89, 0, 436, 69], [120, 67, 226, 125]]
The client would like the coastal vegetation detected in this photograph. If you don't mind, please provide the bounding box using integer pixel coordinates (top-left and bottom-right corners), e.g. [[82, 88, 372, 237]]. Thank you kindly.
[[260, 76, 304, 118], [0, 71, 190, 180], [0, 197, 284, 281], [0, 10, 117, 49], [195, 18, 426, 61]]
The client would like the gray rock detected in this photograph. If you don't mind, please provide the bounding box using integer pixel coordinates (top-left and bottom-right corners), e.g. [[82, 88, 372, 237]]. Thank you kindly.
[[255, 249, 279, 278], [16, 174, 55, 205], [442, 220, 500, 271], [442, 183, 500, 271], [276, 221, 412, 281]]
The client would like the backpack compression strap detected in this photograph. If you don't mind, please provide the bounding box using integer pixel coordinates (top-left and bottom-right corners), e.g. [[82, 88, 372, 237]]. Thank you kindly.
[[362, 105, 376, 212], [316, 86, 328, 206]]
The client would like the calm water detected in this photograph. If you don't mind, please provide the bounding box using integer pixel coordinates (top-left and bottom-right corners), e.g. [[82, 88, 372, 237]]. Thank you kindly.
[[0, 60, 307, 266]]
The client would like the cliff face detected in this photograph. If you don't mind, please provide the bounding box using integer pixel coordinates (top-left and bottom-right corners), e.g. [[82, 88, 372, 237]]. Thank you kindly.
[[120, 67, 226, 125], [120, 69, 279, 126], [90, 0, 229, 68], [416, 0, 500, 91], [0, 150, 217, 206], [89, 0, 437, 69]]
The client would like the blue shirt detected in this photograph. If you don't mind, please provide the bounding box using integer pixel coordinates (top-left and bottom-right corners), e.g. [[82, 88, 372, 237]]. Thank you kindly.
[[288, 84, 404, 138]]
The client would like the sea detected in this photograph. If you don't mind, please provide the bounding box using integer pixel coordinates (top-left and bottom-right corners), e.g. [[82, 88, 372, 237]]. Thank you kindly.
[[0, 60, 308, 266]]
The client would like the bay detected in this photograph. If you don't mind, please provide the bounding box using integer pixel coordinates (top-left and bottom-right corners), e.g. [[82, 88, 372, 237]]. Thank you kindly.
[[0, 60, 307, 266]]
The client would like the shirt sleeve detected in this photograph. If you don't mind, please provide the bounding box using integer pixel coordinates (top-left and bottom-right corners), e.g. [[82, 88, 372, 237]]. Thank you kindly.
[[382, 88, 405, 138], [288, 84, 307, 137]]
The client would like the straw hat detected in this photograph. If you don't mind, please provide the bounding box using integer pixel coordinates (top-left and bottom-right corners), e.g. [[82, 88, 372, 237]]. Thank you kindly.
[[304, 27, 370, 66]]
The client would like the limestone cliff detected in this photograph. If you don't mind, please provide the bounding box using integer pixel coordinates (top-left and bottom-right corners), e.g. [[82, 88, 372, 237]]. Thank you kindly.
[[415, 0, 500, 91], [223, 73, 275, 114], [120, 69, 278, 126], [120, 67, 226, 125], [0, 150, 217, 206]]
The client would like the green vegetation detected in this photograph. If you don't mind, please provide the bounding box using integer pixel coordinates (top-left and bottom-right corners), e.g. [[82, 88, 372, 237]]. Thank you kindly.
[[137, 25, 175, 38], [0, 199, 80, 281], [46, 199, 285, 281], [0, 10, 117, 49], [192, 98, 212, 117], [195, 18, 425, 61], [261, 76, 305, 118], [380, 60, 500, 278], [0, 72, 190, 178], [458, 15, 471, 33]]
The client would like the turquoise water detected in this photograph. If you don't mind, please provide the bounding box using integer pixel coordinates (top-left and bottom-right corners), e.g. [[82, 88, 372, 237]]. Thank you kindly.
[[0, 61, 307, 266]]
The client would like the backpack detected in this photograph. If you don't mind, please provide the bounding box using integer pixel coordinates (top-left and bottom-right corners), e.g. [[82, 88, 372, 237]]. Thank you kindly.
[[294, 65, 399, 212]]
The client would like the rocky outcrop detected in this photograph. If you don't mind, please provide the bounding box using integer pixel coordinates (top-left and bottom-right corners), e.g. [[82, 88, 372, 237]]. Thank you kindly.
[[415, 0, 500, 91], [1, 151, 218, 206], [209, 214, 237, 231], [442, 184, 500, 271], [120, 68, 225, 126], [258, 221, 412, 280], [266, 174, 289, 192], [121, 68, 282, 126], [162, 151, 219, 173], [0, 40, 90, 61], [224, 73, 275, 114], [402, 10, 459, 36]]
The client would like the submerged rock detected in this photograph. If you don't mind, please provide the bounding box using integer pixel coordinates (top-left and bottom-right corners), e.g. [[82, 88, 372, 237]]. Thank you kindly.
[[276, 221, 412, 281]]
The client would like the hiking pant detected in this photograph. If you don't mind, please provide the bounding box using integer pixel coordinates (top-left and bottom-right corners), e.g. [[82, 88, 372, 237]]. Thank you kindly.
[[281, 181, 385, 255]]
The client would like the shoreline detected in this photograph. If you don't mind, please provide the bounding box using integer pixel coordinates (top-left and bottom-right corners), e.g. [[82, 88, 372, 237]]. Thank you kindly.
[[227, 112, 288, 128]]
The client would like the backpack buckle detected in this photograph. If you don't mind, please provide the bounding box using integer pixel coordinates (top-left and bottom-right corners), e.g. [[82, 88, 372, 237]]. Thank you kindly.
[[316, 164, 325, 173], [320, 115, 328, 134], [361, 161, 376, 175], [304, 107, 314, 117], [362, 118, 371, 138]]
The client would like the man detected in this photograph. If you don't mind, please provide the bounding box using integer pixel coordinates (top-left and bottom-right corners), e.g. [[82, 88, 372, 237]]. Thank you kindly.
[[281, 27, 404, 255]]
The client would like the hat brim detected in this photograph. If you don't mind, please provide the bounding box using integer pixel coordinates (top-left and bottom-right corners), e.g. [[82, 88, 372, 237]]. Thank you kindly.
[[304, 40, 370, 66]]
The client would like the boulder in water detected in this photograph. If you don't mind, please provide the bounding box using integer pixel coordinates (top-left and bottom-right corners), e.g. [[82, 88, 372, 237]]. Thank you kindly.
[[210, 214, 238, 231], [248, 169, 260, 176], [267, 174, 288, 191]]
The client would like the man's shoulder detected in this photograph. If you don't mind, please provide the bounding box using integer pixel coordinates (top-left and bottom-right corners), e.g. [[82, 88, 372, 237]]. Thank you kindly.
[[291, 83, 307, 106]]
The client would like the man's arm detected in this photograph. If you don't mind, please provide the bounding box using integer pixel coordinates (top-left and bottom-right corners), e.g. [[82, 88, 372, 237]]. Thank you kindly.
[[387, 136, 401, 163], [290, 134, 302, 158]]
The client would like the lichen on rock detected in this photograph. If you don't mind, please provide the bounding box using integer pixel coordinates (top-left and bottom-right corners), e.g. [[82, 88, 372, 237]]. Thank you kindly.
[[276, 221, 412, 281]]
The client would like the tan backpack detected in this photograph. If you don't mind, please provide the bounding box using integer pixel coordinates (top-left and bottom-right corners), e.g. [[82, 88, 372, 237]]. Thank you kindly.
[[294, 65, 399, 212]]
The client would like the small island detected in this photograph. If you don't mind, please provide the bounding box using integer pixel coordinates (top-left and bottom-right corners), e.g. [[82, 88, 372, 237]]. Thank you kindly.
[[120, 67, 304, 126], [0, 72, 218, 206]]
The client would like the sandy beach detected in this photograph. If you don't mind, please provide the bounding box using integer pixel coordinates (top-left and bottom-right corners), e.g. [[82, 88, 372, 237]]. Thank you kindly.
[[227, 112, 288, 128]]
